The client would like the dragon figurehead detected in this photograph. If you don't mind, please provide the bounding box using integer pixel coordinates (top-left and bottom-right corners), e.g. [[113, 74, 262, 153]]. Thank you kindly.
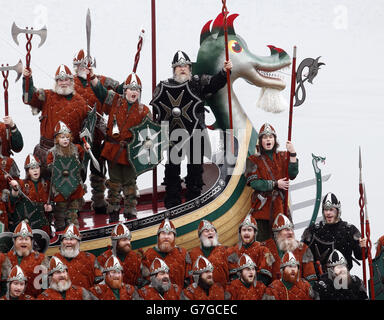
[[193, 13, 291, 131]]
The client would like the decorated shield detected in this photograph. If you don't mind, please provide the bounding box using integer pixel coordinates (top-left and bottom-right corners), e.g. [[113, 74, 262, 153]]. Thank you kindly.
[[150, 81, 202, 134], [51, 155, 82, 200], [80, 105, 97, 175], [309, 234, 335, 266], [370, 251, 384, 300], [11, 200, 49, 231], [127, 116, 167, 176]]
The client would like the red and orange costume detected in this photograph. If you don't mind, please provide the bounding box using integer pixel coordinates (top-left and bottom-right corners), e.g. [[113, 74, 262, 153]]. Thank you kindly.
[[226, 279, 266, 300], [375, 235, 384, 258]]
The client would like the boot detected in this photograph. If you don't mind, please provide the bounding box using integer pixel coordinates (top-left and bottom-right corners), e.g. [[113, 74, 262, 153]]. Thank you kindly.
[[109, 209, 120, 223], [90, 174, 108, 214], [124, 207, 137, 220]]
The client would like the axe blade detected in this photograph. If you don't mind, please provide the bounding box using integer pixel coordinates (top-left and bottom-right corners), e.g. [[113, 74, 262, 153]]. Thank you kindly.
[[80, 127, 92, 143], [11, 22, 48, 48], [0, 59, 23, 82]]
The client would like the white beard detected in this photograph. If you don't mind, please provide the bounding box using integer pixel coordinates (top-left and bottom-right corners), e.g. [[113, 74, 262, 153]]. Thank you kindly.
[[60, 243, 80, 258], [200, 234, 219, 248], [77, 70, 87, 80], [54, 83, 75, 96], [50, 279, 72, 292], [256, 87, 287, 113], [173, 73, 192, 84], [276, 236, 299, 252]]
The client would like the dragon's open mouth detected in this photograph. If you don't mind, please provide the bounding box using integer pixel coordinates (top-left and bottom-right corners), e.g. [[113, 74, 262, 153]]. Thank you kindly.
[[256, 66, 290, 81]]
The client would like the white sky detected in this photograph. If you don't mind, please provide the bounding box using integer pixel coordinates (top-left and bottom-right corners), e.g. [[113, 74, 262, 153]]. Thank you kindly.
[[1, 0, 383, 277]]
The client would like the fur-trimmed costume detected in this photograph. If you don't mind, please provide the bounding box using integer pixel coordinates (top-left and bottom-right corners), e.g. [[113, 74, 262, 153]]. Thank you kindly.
[[54, 251, 103, 290], [181, 282, 225, 300], [261, 238, 317, 282], [263, 279, 314, 300], [225, 279, 266, 300], [188, 246, 230, 287], [141, 247, 190, 289], [138, 283, 181, 300], [97, 247, 142, 286], [90, 282, 139, 300], [37, 284, 97, 300], [375, 235, 384, 258], [6, 250, 49, 298], [0, 122, 23, 157], [227, 241, 274, 284]]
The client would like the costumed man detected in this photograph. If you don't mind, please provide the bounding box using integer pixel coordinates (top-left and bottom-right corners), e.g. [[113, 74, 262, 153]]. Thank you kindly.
[[141, 218, 190, 289], [225, 253, 267, 300], [73, 49, 125, 214], [138, 257, 181, 300], [187, 220, 230, 287], [54, 223, 103, 290], [312, 249, 368, 300], [262, 251, 315, 300], [90, 255, 139, 300], [8, 154, 52, 235], [301, 192, 366, 277], [22, 65, 90, 178], [0, 265, 33, 300], [5, 220, 49, 298], [227, 213, 274, 286], [262, 213, 317, 283], [37, 256, 97, 300], [151, 50, 232, 209], [181, 255, 225, 300], [90, 69, 150, 221], [375, 235, 384, 258], [245, 123, 298, 241], [97, 223, 142, 286], [47, 121, 89, 230], [0, 117, 22, 232]]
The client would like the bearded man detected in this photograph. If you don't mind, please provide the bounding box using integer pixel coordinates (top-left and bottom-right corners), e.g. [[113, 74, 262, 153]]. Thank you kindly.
[[227, 213, 274, 285], [225, 254, 267, 300], [138, 258, 180, 300], [263, 252, 315, 300], [181, 255, 224, 300], [54, 224, 103, 289], [312, 250, 368, 300], [97, 223, 142, 286], [262, 213, 317, 283], [5, 220, 49, 297], [22, 65, 89, 178], [90, 256, 139, 300], [0, 266, 33, 300], [37, 256, 97, 300], [152, 51, 232, 209], [188, 220, 230, 287], [141, 218, 190, 288]]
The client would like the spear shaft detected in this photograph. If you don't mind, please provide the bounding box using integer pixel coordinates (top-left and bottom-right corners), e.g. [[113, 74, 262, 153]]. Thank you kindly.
[[358, 147, 367, 288]]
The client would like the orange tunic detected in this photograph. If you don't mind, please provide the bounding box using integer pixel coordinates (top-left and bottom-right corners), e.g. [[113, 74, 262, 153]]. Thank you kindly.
[[227, 241, 274, 279], [226, 279, 266, 300], [0, 122, 19, 157], [0, 293, 34, 300], [101, 95, 150, 165], [261, 238, 317, 282], [138, 283, 180, 300], [54, 251, 102, 289], [46, 144, 85, 202], [188, 246, 230, 287], [26, 88, 89, 143], [6, 250, 49, 298], [97, 248, 142, 286], [263, 279, 314, 300], [90, 283, 138, 300], [142, 247, 190, 289], [37, 285, 95, 300], [181, 282, 225, 300], [246, 151, 295, 221], [375, 235, 384, 258]]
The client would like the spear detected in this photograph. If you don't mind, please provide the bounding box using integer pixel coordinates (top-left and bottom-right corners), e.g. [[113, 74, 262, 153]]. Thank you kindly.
[[363, 183, 375, 300], [358, 146, 367, 288]]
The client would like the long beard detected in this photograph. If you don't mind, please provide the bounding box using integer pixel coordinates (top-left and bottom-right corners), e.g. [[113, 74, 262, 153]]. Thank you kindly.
[[106, 277, 122, 289], [200, 234, 219, 248], [15, 247, 32, 257], [151, 276, 171, 293], [158, 240, 175, 253], [77, 70, 87, 80], [54, 83, 75, 96], [50, 279, 72, 292], [60, 243, 80, 258], [276, 236, 299, 252], [173, 72, 191, 84], [256, 87, 287, 113]]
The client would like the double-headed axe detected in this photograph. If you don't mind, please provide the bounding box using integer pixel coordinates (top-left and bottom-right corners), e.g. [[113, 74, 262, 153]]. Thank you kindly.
[[0, 59, 23, 139], [11, 22, 47, 103], [80, 128, 101, 172]]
